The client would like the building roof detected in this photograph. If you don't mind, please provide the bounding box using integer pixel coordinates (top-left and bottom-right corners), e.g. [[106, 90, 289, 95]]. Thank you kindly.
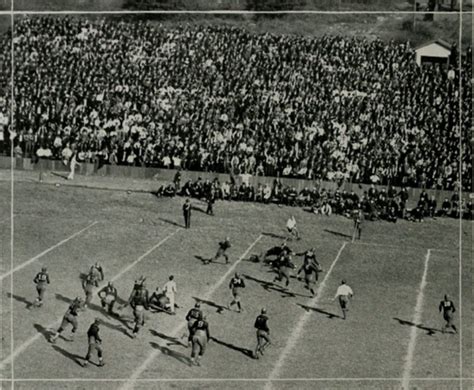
[[415, 39, 452, 51]]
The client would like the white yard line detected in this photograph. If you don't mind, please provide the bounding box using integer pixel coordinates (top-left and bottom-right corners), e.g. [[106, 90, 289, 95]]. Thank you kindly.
[[0, 227, 181, 371], [401, 249, 432, 390], [0, 221, 99, 281], [264, 242, 348, 390], [119, 234, 264, 390]]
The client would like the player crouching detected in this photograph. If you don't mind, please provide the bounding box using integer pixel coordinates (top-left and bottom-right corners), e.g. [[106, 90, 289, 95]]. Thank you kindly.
[[98, 281, 118, 316], [50, 297, 84, 343]]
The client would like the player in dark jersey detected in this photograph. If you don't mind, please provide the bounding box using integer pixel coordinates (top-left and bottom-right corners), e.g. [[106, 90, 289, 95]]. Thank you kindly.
[[128, 282, 149, 338], [264, 242, 292, 265], [97, 281, 118, 315], [90, 262, 104, 282], [296, 249, 322, 296], [249, 242, 292, 264], [190, 316, 210, 366], [33, 267, 50, 307], [82, 318, 105, 367], [352, 206, 363, 242], [149, 287, 169, 312], [50, 297, 84, 343], [228, 273, 246, 313], [184, 302, 203, 345], [272, 250, 296, 288], [439, 295, 457, 334], [206, 237, 231, 265], [254, 308, 271, 359]]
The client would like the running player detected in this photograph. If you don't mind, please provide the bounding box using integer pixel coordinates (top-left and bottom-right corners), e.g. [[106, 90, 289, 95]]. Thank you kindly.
[[190, 315, 210, 366], [286, 215, 300, 240], [352, 206, 363, 242], [254, 308, 271, 359], [184, 302, 203, 345], [333, 280, 354, 320], [82, 318, 105, 367], [228, 273, 246, 313], [206, 237, 231, 265], [33, 267, 50, 307], [296, 248, 322, 296], [439, 294, 457, 334], [128, 281, 149, 338], [272, 250, 296, 288], [97, 281, 118, 315], [50, 297, 84, 343]]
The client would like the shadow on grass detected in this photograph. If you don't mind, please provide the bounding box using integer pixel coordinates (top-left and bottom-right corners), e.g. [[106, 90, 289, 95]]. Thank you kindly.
[[323, 229, 352, 239], [262, 232, 287, 240], [243, 274, 308, 298], [393, 317, 438, 336], [191, 205, 206, 214], [33, 323, 54, 342], [149, 329, 187, 348], [100, 318, 131, 337], [79, 272, 88, 282], [158, 218, 183, 228], [194, 255, 210, 264], [149, 342, 192, 367], [50, 171, 69, 180], [194, 255, 226, 266], [150, 329, 188, 348], [55, 293, 102, 314], [7, 292, 34, 309], [192, 296, 227, 314], [51, 345, 84, 367], [210, 336, 254, 358], [297, 304, 339, 319]]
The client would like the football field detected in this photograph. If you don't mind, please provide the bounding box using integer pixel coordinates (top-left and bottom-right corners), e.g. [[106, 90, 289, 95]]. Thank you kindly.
[[0, 179, 472, 390]]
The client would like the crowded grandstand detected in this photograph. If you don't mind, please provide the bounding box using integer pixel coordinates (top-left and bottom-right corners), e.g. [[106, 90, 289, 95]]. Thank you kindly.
[[1, 16, 471, 194]]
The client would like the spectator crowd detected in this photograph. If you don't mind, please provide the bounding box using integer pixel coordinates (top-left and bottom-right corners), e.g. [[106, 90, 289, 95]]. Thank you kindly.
[[3, 16, 472, 191], [157, 173, 473, 221]]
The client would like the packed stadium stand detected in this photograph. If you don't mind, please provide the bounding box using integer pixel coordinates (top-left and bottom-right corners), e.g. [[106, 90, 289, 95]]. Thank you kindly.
[[1, 16, 472, 191]]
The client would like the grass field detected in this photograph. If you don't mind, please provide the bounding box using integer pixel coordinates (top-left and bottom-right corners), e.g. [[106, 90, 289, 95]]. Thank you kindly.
[[0, 172, 472, 390]]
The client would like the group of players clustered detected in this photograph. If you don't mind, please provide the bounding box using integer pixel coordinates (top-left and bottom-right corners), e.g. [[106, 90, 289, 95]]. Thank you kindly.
[[30, 201, 458, 368]]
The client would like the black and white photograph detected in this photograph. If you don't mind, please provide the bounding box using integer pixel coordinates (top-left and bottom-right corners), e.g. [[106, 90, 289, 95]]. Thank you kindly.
[[0, 1, 472, 390]]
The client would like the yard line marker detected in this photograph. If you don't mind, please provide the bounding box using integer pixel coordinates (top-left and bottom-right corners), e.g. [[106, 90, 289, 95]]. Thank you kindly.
[[0, 221, 99, 281], [0, 227, 181, 371], [264, 242, 348, 390], [401, 249, 431, 390], [120, 234, 264, 390]]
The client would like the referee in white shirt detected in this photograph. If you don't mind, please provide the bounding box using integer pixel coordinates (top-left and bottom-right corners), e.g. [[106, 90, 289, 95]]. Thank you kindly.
[[333, 280, 354, 320], [163, 275, 177, 315]]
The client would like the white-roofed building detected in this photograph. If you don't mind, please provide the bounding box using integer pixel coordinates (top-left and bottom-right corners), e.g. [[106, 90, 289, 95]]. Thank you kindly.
[[415, 39, 453, 66]]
